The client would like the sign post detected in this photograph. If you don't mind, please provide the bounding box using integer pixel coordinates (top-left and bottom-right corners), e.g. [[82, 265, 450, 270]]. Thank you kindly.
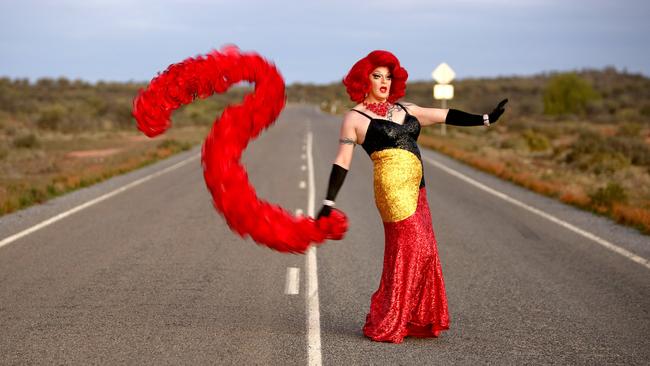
[[432, 63, 455, 136]]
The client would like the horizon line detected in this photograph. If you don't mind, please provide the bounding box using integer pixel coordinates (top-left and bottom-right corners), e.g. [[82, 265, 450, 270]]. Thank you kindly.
[[1, 65, 646, 86]]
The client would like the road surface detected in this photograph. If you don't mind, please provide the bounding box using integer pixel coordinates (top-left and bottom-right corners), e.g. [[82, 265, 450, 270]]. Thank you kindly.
[[1, 104, 648, 365]]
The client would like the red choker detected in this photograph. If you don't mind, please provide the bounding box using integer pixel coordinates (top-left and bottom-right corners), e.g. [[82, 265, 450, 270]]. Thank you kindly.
[[363, 100, 392, 117]]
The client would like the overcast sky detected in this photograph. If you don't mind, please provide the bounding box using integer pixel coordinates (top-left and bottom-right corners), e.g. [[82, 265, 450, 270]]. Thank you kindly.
[[1, 0, 648, 84]]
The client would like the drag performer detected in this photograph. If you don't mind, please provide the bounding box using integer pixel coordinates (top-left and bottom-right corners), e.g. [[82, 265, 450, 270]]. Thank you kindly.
[[317, 50, 508, 343]]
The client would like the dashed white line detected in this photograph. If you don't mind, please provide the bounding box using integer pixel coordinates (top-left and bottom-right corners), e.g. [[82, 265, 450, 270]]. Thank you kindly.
[[0, 153, 200, 249], [285, 267, 300, 295], [299, 181, 306, 189], [423, 155, 650, 270]]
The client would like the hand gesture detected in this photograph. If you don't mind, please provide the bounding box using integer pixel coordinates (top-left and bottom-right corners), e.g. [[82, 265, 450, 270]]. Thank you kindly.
[[488, 98, 508, 123]]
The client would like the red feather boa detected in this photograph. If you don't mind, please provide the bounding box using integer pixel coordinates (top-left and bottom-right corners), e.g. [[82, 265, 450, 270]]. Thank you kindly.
[[132, 45, 348, 253]]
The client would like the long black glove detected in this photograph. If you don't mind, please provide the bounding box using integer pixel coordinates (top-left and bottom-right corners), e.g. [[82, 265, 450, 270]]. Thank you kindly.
[[445, 98, 508, 126], [316, 164, 348, 219]]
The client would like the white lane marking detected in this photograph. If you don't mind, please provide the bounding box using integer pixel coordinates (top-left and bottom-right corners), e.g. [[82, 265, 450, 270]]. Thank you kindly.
[[301, 165, 307, 171], [305, 131, 323, 366], [0, 153, 200, 249], [299, 181, 306, 189], [423, 155, 650, 270], [296, 208, 304, 216], [285, 267, 300, 295]]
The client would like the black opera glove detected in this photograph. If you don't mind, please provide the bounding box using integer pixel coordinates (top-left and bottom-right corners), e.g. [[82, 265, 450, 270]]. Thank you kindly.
[[316, 164, 348, 219], [445, 98, 509, 126]]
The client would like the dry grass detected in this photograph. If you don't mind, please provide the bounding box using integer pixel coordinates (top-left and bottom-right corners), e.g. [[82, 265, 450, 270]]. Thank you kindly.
[[612, 203, 650, 232], [0, 125, 209, 216], [418, 131, 650, 235]]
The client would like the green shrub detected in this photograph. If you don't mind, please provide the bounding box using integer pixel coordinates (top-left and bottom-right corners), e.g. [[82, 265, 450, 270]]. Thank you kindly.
[[19, 187, 47, 207], [589, 182, 628, 207], [13, 133, 39, 148], [157, 139, 191, 151], [566, 129, 650, 169], [608, 136, 650, 166], [522, 129, 551, 151], [500, 136, 528, 151], [616, 123, 642, 137], [46, 184, 59, 196], [111, 101, 136, 129], [640, 103, 650, 117], [565, 131, 631, 173], [616, 107, 641, 122], [567, 130, 605, 155], [589, 152, 631, 174], [543, 73, 599, 116], [37, 104, 66, 130]]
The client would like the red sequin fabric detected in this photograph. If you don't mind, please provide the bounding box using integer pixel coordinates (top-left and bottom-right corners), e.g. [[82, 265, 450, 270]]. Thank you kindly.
[[363, 186, 450, 343]]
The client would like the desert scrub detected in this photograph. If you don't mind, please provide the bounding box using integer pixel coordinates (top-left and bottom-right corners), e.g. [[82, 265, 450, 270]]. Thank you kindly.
[[0, 140, 8, 159], [589, 182, 628, 208], [522, 129, 551, 152], [157, 138, 192, 152], [616, 122, 642, 137], [607, 136, 650, 167], [565, 130, 647, 173], [37, 104, 67, 130], [12, 132, 39, 148], [567, 149, 630, 175], [500, 135, 529, 151]]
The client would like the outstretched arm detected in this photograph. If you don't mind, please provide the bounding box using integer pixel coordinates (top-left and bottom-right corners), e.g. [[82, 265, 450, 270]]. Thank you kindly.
[[445, 99, 509, 127], [401, 103, 448, 126], [317, 113, 357, 219], [402, 99, 508, 127]]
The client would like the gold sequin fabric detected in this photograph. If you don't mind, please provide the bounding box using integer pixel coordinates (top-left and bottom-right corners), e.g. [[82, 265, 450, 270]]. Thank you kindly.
[[371, 148, 422, 222]]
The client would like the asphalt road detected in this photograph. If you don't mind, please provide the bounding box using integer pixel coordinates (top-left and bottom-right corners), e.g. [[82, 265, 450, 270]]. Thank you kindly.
[[1, 103, 648, 365]]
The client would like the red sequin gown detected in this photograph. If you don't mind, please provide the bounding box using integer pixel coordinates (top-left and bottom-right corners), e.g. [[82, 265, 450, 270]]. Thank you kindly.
[[352, 104, 450, 343]]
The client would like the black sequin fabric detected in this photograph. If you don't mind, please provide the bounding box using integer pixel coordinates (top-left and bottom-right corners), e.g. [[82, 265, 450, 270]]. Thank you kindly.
[[360, 112, 426, 188]]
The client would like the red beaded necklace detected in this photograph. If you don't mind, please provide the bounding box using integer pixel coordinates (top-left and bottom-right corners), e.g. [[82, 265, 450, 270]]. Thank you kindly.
[[363, 100, 392, 117]]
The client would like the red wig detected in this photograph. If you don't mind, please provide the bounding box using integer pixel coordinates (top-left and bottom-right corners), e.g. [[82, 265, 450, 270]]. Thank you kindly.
[[342, 50, 408, 103]]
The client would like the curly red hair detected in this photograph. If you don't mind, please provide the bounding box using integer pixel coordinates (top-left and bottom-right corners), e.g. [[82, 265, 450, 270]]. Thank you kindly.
[[342, 50, 408, 103]]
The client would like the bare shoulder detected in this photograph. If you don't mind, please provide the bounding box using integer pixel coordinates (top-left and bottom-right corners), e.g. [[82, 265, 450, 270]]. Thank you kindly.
[[342, 109, 366, 128], [396, 101, 422, 114]]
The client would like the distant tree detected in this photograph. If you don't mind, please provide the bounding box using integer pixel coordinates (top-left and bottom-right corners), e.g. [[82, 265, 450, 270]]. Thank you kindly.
[[543, 73, 599, 116], [56, 77, 70, 88], [36, 78, 55, 89]]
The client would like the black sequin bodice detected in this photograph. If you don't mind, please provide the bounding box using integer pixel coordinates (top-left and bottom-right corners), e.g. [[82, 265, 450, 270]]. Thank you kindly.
[[361, 115, 422, 160], [354, 107, 426, 189]]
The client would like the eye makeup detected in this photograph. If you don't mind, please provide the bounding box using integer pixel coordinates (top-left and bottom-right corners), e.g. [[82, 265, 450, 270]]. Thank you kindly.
[[372, 73, 392, 79]]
